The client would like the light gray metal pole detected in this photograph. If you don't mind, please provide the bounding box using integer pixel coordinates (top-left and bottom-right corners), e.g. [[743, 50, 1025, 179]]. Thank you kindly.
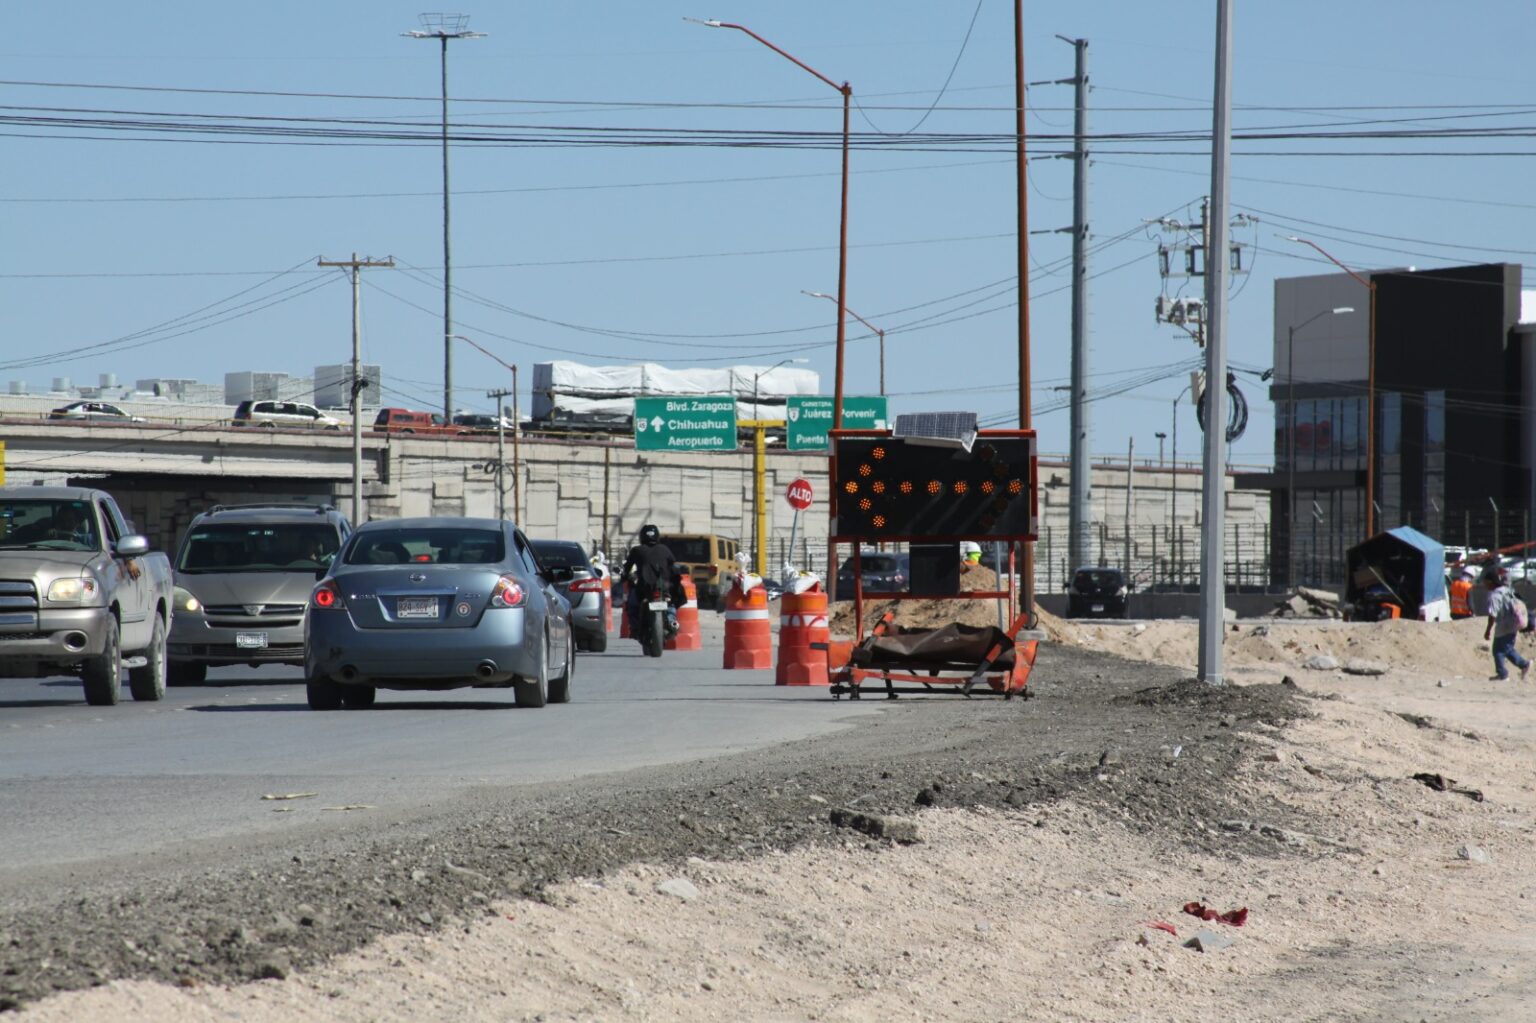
[[1198, 0, 1234, 685], [495, 392, 506, 520], [1063, 35, 1091, 573], [349, 261, 363, 527], [1125, 437, 1134, 574], [438, 36, 454, 420]]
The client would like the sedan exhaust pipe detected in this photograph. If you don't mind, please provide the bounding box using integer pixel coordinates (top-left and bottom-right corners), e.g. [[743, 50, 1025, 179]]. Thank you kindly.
[[475, 660, 498, 680]]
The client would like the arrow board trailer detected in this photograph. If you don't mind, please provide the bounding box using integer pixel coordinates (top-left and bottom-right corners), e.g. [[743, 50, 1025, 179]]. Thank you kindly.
[[829, 427, 1040, 701]]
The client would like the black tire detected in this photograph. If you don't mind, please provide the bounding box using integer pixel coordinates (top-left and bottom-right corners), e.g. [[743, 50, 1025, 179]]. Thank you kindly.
[[128, 615, 167, 702], [585, 630, 607, 654], [306, 676, 343, 710], [168, 661, 207, 686], [514, 636, 549, 708], [548, 633, 574, 705], [341, 686, 376, 709], [82, 615, 122, 706], [644, 611, 665, 658], [258, 421, 276, 429]]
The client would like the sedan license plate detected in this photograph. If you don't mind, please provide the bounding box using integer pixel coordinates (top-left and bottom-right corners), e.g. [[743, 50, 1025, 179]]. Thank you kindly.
[[235, 632, 268, 649], [1091, 603, 1105, 613], [647, 600, 670, 611], [397, 597, 440, 619]]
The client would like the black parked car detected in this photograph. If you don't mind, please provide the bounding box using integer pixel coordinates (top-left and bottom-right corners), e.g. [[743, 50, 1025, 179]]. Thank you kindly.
[[836, 552, 908, 597], [1066, 566, 1129, 618]]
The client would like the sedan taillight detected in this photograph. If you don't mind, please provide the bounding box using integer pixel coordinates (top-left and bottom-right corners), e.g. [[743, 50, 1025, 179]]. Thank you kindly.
[[311, 579, 345, 610], [490, 575, 526, 609], [567, 577, 606, 594]]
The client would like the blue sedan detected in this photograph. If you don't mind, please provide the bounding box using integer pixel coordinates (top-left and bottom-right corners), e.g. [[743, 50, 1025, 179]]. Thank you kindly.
[[304, 517, 574, 709]]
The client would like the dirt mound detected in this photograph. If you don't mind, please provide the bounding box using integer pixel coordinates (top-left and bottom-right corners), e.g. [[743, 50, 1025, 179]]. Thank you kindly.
[[1058, 615, 1499, 679], [829, 566, 1015, 636]]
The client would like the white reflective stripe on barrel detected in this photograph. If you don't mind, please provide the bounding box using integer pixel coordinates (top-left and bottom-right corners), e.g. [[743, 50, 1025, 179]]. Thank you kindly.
[[780, 614, 829, 628], [683, 600, 699, 609], [724, 609, 772, 621]]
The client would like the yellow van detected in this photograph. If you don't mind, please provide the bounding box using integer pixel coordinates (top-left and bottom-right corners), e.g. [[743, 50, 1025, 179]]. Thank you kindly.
[[666, 533, 740, 610]]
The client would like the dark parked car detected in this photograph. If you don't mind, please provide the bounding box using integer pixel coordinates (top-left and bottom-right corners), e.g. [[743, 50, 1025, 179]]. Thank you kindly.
[[530, 538, 608, 653], [304, 517, 574, 710], [1066, 566, 1129, 618], [835, 552, 908, 597]]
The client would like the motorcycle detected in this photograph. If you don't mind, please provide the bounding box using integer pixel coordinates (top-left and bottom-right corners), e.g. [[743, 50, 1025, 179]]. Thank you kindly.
[[629, 582, 680, 658]]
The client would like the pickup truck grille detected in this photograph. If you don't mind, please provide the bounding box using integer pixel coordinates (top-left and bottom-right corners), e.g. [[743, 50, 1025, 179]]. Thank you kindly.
[[0, 580, 40, 631], [202, 603, 305, 626]]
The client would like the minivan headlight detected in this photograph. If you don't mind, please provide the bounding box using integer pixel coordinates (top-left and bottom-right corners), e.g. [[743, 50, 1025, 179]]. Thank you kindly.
[[174, 586, 201, 613]]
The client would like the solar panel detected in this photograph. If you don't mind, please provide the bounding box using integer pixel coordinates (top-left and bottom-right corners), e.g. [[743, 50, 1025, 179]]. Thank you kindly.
[[893, 412, 977, 452]]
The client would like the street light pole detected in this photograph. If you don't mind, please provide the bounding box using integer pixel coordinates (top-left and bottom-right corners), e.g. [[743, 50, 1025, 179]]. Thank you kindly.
[[691, 19, 850, 427], [405, 14, 484, 421], [1287, 235, 1377, 537], [1284, 306, 1354, 587], [802, 291, 883, 394]]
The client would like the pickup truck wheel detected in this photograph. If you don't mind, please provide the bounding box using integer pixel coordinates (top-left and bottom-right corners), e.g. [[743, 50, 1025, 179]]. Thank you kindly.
[[128, 616, 167, 702], [306, 676, 343, 710], [82, 616, 122, 706], [168, 661, 207, 685]]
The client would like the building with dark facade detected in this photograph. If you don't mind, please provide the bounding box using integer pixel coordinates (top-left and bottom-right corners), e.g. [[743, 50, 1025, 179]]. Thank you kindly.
[[1242, 262, 1534, 587]]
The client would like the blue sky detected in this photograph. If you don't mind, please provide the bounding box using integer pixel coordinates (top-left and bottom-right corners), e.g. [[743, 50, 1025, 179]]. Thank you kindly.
[[3, 1, 1533, 464]]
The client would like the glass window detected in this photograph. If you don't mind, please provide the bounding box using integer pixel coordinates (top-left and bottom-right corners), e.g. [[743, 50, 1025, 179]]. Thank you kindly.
[[0, 499, 99, 552], [529, 540, 588, 571], [346, 527, 503, 566], [668, 538, 713, 563], [180, 522, 342, 572]]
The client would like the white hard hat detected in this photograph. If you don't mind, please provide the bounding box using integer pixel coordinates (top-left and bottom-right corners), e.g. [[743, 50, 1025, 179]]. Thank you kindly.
[[960, 541, 982, 557]]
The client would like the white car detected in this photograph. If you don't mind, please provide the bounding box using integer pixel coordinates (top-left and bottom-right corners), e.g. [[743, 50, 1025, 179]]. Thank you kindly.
[[233, 400, 344, 430], [48, 401, 145, 423]]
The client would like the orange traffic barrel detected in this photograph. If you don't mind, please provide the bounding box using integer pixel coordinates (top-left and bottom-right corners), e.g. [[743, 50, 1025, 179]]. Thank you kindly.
[[776, 584, 830, 686], [723, 581, 773, 669], [619, 583, 631, 639], [666, 575, 703, 651]]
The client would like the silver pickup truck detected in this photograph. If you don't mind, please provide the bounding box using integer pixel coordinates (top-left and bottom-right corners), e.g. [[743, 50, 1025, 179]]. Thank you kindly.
[[0, 486, 174, 705]]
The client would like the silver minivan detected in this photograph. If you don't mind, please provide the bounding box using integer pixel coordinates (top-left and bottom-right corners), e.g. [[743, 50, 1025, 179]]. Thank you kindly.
[[168, 503, 351, 683], [233, 399, 344, 430]]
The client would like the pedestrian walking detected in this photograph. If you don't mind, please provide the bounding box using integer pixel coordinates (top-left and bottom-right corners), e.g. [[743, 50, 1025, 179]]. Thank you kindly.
[[1481, 566, 1530, 681]]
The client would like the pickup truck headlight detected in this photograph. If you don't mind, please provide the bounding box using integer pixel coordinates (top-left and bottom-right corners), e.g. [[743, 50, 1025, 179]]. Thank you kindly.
[[173, 586, 201, 613], [47, 577, 100, 603]]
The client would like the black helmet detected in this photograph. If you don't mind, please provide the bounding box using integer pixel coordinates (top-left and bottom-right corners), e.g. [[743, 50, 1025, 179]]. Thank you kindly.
[[639, 524, 661, 546], [1481, 564, 1503, 583]]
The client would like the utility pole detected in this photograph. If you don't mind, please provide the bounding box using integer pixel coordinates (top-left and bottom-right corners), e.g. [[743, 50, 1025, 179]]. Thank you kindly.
[[489, 388, 512, 520], [1058, 35, 1092, 576], [1014, 0, 1036, 621], [318, 253, 394, 526], [1198, 0, 1235, 686], [404, 14, 484, 420]]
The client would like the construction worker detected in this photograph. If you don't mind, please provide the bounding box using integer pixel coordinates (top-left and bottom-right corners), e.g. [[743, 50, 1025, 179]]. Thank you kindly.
[[960, 541, 983, 572], [1449, 567, 1474, 619]]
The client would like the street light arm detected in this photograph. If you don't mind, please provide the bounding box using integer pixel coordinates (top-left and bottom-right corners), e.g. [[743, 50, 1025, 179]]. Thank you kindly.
[[803, 289, 881, 337], [449, 333, 514, 373], [691, 18, 845, 93], [1285, 236, 1373, 291]]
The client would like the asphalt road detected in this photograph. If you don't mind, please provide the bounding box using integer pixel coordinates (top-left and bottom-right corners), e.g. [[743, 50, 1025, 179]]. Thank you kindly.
[[0, 623, 881, 890]]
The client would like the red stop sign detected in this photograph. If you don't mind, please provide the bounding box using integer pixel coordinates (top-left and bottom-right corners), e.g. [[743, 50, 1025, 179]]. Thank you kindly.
[[785, 478, 814, 511]]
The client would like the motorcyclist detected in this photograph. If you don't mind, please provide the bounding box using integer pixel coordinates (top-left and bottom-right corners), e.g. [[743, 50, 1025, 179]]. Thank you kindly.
[[620, 524, 681, 636]]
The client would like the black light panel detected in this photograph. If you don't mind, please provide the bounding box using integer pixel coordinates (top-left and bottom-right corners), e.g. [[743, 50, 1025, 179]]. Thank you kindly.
[[832, 435, 1036, 540]]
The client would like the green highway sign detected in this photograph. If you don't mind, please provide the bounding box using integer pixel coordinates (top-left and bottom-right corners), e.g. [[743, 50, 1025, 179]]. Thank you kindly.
[[633, 396, 738, 451], [785, 395, 889, 451]]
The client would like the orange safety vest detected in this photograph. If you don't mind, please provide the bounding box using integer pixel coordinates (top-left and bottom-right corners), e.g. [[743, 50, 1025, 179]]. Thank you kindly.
[[1450, 577, 1473, 618]]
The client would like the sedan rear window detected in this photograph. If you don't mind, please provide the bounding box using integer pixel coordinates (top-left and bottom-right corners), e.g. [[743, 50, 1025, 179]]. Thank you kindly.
[[529, 541, 588, 571], [347, 528, 504, 566]]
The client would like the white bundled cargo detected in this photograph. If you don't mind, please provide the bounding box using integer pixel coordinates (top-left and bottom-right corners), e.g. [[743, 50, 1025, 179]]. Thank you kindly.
[[531, 361, 820, 427]]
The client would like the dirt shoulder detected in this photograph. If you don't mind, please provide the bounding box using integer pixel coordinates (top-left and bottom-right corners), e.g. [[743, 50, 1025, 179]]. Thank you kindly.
[[11, 618, 1536, 1021]]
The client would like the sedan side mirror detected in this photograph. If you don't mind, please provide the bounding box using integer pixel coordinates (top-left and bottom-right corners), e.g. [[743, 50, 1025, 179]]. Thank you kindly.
[[115, 535, 149, 558]]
